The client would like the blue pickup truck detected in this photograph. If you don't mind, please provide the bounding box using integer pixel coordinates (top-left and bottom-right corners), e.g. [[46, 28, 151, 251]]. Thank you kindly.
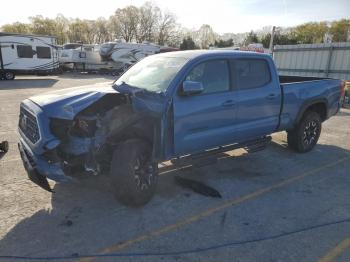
[[18, 50, 346, 206]]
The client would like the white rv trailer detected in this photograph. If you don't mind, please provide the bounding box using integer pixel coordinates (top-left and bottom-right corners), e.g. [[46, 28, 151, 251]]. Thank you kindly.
[[0, 33, 59, 80], [58, 41, 178, 73], [59, 43, 104, 71]]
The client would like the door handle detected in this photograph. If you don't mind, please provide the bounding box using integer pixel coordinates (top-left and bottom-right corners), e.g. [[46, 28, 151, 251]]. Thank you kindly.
[[221, 100, 236, 107], [266, 94, 277, 100]]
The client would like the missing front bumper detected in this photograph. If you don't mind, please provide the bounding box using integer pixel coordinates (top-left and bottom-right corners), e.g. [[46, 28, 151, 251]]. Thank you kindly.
[[18, 142, 53, 192], [27, 169, 53, 192]]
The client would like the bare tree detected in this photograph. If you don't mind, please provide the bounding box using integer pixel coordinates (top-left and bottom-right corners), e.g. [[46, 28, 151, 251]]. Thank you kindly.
[[67, 19, 93, 43], [87, 20, 97, 44], [115, 6, 139, 42], [136, 2, 160, 43], [157, 11, 176, 45], [197, 24, 216, 49], [165, 24, 185, 47], [55, 14, 69, 45], [108, 15, 121, 41], [94, 17, 109, 43]]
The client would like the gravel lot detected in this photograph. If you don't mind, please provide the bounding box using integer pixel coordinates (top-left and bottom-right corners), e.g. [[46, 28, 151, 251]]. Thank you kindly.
[[1, 74, 350, 262]]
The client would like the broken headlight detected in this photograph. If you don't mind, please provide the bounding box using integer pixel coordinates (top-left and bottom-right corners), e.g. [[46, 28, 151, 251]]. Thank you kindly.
[[71, 117, 97, 137], [50, 117, 97, 138], [50, 118, 73, 140]]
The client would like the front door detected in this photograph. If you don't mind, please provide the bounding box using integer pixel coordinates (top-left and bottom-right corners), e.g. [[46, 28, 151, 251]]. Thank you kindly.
[[173, 59, 238, 155]]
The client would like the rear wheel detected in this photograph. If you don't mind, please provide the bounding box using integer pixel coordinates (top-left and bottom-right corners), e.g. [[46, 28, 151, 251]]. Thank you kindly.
[[287, 111, 322, 153], [4, 71, 15, 80], [110, 139, 158, 207]]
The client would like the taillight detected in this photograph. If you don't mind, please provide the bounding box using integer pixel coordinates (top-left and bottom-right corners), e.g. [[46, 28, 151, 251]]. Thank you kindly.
[[340, 80, 346, 98]]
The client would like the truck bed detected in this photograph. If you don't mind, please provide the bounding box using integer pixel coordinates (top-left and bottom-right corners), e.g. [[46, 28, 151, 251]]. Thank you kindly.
[[279, 75, 331, 84], [279, 76, 342, 131]]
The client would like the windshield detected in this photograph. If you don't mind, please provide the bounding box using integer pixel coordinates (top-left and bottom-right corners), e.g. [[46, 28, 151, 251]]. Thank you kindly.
[[114, 55, 188, 93]]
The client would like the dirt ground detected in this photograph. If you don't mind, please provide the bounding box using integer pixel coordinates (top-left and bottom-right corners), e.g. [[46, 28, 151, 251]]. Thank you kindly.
[[1, 74, 350, 262]]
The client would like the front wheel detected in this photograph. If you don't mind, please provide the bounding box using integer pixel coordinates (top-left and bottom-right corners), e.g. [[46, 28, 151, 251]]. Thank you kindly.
[[287, 111, 322, 153], [110, 139, 158, 207], [0, 141, 9, 153]]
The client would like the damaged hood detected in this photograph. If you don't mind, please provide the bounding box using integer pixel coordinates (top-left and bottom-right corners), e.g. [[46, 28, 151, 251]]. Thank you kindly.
[[29, 82, 119, 119]]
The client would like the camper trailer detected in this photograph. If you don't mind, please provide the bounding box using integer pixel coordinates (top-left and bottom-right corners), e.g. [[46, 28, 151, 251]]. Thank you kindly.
[[0, 33, 59, 80], [58, 41, 178, 73], [59, 43, 103, 71]]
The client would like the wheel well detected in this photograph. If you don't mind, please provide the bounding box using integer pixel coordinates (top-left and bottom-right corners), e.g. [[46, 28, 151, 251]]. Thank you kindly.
[[109, 119, 155, 145], [306, 102, 327, 121]]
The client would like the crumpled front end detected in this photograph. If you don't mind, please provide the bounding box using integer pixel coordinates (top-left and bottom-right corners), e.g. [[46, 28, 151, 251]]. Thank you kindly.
[[18, 100, 70, 192], [18, 90, 141, 192], [17, 82, 167, 192], [18, 140, 62, 192]]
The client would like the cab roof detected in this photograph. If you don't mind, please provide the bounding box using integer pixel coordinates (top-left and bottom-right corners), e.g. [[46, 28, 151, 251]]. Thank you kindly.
[[158, 50, 271, 60]]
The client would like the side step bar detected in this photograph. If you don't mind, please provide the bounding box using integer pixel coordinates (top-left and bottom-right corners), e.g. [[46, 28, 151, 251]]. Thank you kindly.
[[171, 136, 271, 168]]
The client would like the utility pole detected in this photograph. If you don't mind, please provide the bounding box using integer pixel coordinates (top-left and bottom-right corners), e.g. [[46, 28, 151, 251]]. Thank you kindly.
[[269, 26, 276, 55]]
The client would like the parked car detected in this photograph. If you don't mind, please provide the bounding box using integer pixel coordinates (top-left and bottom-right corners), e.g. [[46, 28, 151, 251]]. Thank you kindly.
[[18, 50, 346, 206]]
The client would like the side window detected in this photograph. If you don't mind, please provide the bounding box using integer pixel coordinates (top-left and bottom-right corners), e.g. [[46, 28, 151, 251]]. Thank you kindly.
[[79, 52, 86, 58], [231, 59, 271, 89], [185, 60, 230, 94], [17, 45, 33, 58], [36, 46, 51, 59]]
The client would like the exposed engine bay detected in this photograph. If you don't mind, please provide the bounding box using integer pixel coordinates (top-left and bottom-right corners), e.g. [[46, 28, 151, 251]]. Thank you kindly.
[[42, 92, 156, 177]]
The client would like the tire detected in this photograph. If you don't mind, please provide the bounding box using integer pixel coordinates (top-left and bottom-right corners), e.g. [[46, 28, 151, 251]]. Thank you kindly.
[[4, 71, 15, 80], [110, 139, 158, 207], [287, 111, 322, 153], [0, 141, 9, 153]]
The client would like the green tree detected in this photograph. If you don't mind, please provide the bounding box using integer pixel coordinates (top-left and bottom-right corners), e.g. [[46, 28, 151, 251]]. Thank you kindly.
[[244, 31, 258, 45], [261, 33, 297, 48], [214, 38, 234, 47], [1, 22, 31, 34], [67, 19, 91, 43], [292, 22, 328, 44], [29, 15, 57, 36], [330, 19, 350, 42], [180, 37, 198, 50]]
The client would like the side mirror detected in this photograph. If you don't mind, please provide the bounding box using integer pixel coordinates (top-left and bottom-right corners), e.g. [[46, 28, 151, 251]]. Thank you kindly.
[[181, 81, 204, 96]]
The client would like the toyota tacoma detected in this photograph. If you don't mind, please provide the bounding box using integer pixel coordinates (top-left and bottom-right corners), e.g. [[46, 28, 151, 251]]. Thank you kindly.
[[18, 50, 346, 206]]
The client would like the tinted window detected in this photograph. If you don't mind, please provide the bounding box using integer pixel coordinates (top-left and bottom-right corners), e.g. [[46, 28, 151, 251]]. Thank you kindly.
[[185, 60, 229, 94], [79, 52, 86, 58], [17, 45, 33, 58], [231, 59, 271, 89], [36, 46, 51, 59]]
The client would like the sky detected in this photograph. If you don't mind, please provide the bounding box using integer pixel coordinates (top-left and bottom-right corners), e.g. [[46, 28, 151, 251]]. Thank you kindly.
[[1, 0, 349, 34]]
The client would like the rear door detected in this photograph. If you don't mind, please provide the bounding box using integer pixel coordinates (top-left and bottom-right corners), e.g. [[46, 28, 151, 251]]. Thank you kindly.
[[173, 59, 238, 155], [231, 58, 281, 141]]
